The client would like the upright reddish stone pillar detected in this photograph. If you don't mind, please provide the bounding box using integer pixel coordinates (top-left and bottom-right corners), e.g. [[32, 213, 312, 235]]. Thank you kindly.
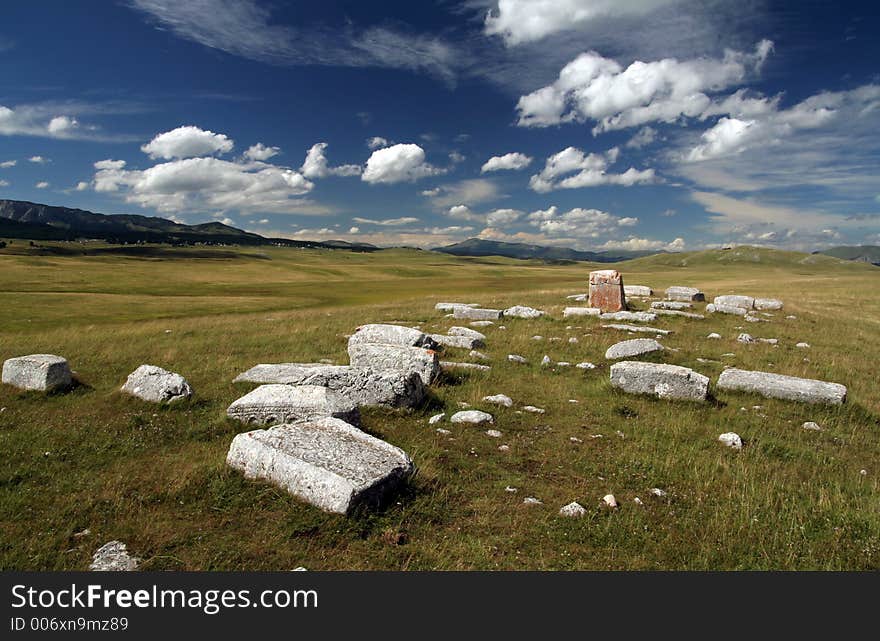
[[588, 269, 626, 312]]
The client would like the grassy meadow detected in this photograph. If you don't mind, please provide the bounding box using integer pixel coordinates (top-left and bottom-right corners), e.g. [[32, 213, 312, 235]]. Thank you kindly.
[[1, 240, 879, 570]]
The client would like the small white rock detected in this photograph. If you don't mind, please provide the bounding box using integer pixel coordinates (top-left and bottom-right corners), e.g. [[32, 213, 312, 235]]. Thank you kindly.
[[649, 488, 667, 497], [541, 355, 552, 367], [498, 444, 510, 451], [486, 429, 503, 438], [718, 432, 743, 450], [483, 394, 513, 408], [796, 342, 810, 349], [428, 413, 445, 424], [602, 494, 618, 508], [559, 502, 587, 518], [522, 405, 545, 414], [576, 362, 597, 370], [707, 333, 721, 339], [802, 421, 822, 431], [436, 428, 451, 435], [505, 486, 518, 493], [450, 410, 494, 424], [523, 497, 543, 505], [508, 354, 527, 364]]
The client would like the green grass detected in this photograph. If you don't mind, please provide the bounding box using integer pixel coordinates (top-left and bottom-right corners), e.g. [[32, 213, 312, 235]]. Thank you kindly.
[[1, 241, 879, 570]]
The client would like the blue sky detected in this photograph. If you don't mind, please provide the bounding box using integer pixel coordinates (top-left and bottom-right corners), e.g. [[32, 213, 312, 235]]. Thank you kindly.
[[1, 0, 878, 251]]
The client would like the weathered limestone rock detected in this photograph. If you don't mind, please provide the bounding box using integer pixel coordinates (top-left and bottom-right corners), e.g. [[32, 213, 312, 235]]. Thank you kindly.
[[713, 295, 755, 309], [605, 338, 664, 360], [348, 343, 439, 386], [754, 298, 783, 311], [2, 354, 72, 392], [707, 332, 722, 339], [589, 269, 626, 312], [602, 494, 618, 508], [563, 306, 602, 318], [121, 365, 193, 403], [453, 307, 504, 320], [483, 394, 513, 408], [429, 413, 445, 424], [602, 323, 671, 335], [348, 324, 437, 349], [716, 368, 847, 405], [600, 311, 657, 322], [430, 334, 485, 350], [610, 361, 709, 401], [707, 303, 748, 316], [522, 405, 545, 413], [796, 342, 810, 349], [486, 429, 502, 438], [653, 309, 705, 319], [718, 432, 743, 450], [226, 417, 413, 515], [802, 421, 822, 431], [559, 502, 587, 517], [227, 384, 360, 426], [435, 302, 480, 312], [665, 286, 705, 302], [566, 294, 588, 301], [469, 320, 495, 327], [469, 350, 489, 360], [448, 326, 487, 341], [651, 301, 693, 310], [541, 355, 552, 367], [235, 363, 425, 408], [624, 285, 653, 297], [508, 354, 527, 364], [737, 333, 754, 343], [89, 541, 139, 571], [450, 410, 494, 424], [504, 305, 545, 319], [576, 362, 597, 369], [440, 361, 491, 372]]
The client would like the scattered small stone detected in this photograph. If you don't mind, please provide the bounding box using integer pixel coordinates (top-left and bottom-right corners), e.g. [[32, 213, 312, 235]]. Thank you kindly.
[[605, 338, 664, 360], [498, 444, 510, 451], [796, 342, 810, 349], [860, 469, 868, 476], [707, 333, 721, 339], [541, 355, 552, 367], [428, 413, 445, 424], [435, 302, 480, 312], [508, 354, 527, 364], [785, 315, 797, 320], [450, 410, 494, 424], [756, 338, 778, 345], [576, 362, 597, 369], [602, 494, 618, 508], [486, 429, 503, 438], [457, 401, 470, 408], [556, 361, 571, 367], [522, 405, 545, 414], [89, 541, 139, 572], [570, 436, 583, 443], [737, 333, 755, 343], [602, 323, 671, 335], [568, 399, 579, 403], [649, 488, 667, 497], [470, 321, 495, 327], [523, 497, 543, 505], [568, 337, 578, 344], [615, 430, 625, 438], [718, 432, 743, 450], [441, 361, 491, 372], [436, 428, 451, 435], [504, 305, 545, 319], [634, 497, 643, 505], [469, 350, 489, 360], [563, 307, 602, 318], [559, 502, 587, 517], [483, 394, 513, 408], [449, 326, 487, 341], [802, 421, 822, 431], [505, 486, 518, 493], [531, 335, 544, 341]]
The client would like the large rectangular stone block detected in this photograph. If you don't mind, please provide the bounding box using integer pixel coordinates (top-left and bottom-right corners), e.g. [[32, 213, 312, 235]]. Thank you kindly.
[[665, 286, 705, 302], [226, 417, 413, 515], [227, 384, 360, 426], [347, 343, 440, 385], [610, 361, 709, 401], [348, 324, 436, 349], [2, 354, 72, 392], [589, 269, 626, 312], [716, 368, 846, 405], [453, 307, 503, 320]]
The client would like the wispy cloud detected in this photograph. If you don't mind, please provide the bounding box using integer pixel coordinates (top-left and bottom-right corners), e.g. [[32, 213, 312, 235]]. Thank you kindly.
[[129, 0, 462, 84]]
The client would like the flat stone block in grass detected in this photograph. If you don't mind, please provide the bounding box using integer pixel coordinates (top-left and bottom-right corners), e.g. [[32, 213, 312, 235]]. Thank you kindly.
[[610, 361, 709, 401], [347, 343, 439, 386], [227, 384, 360, 427], [227, 417, 413, 515], [717, 368, 846, 405], [2, 354, 72, 392]]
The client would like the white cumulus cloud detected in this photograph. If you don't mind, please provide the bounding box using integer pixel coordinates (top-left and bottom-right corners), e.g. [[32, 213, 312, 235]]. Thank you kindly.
[[481, 152, 533, 173], [244, 143, 280, 161], [526, 205, 638, 236], [529, 146, 654, 192], [516, 41, 773, 132], [361, 143, 445, 184], [301, 142, 361, 179], [367, 136, 390, 149], [35, 181, 49, 189], [141, 125, 234, 160]]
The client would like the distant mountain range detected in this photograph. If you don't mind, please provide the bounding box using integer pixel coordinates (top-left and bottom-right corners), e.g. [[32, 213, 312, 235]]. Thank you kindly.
[[817, 245, 880, 266], [0, 199, 378, 251], [432, 238, 664, 263]]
